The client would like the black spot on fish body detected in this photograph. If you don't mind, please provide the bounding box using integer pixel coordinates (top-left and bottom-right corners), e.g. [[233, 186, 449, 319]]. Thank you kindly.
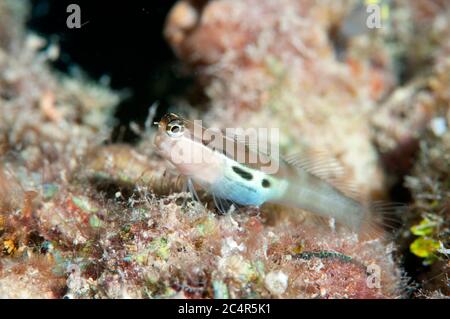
[[231, 166, 253, 181], [262, 179, 270, 188]]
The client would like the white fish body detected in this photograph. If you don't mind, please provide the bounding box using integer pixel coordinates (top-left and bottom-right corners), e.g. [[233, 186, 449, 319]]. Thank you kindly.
[[154, 113, 400, 236]]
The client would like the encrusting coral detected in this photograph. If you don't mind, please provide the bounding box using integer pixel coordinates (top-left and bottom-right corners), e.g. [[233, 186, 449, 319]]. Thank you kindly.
[[0, 0, 448, 299]]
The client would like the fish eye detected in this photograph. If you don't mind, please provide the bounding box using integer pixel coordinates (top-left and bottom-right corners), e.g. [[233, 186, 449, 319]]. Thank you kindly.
[[166, 119, 184, 137]]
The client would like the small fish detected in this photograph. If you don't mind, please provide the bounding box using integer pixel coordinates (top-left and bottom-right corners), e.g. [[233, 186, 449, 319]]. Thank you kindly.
[[154, 113, 401, 237]]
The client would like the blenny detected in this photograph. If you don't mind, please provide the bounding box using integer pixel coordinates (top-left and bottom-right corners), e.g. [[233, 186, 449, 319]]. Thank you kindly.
[[154, 113, 401, 237]]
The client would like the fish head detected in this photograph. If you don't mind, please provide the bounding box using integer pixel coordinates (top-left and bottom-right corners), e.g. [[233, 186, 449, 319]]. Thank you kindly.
[[153, 113, 222, 180], [154, 113, 187, 156], [157, 113, 185, 136]]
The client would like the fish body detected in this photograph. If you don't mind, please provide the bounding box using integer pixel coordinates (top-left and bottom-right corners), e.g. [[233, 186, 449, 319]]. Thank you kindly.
[[154, 113, 291, 201], [209, 158, 289, 206], [154, 113, 385, 234]]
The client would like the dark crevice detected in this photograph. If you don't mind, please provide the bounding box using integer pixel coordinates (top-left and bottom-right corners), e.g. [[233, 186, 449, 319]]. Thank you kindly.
[[27, 0, 192, 143]]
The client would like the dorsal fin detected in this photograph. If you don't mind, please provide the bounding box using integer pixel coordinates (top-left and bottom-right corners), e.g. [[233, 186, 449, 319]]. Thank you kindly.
[[284, 151, 344, 179], [283, 149, 361, 201], [226, 128, 281, 163], [227, 129, 265, 153]]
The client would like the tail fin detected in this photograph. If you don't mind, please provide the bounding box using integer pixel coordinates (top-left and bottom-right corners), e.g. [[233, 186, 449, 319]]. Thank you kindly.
[[358, 201, 408, 241]]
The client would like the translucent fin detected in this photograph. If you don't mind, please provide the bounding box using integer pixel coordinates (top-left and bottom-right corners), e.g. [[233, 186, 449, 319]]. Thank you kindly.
[[284, 151, 343, 175], [229, 132, 259, 152], [300, 199, 408, 241], [180, 178, 190, 207], [187, 178, 202, 204], [226, 128, 278, 160], [357, 201, 408, 241], [185, 177, 240, 215], [212, 193, 232, 215], [212, 193, 224, 214], [283, 150, 360, 201]]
